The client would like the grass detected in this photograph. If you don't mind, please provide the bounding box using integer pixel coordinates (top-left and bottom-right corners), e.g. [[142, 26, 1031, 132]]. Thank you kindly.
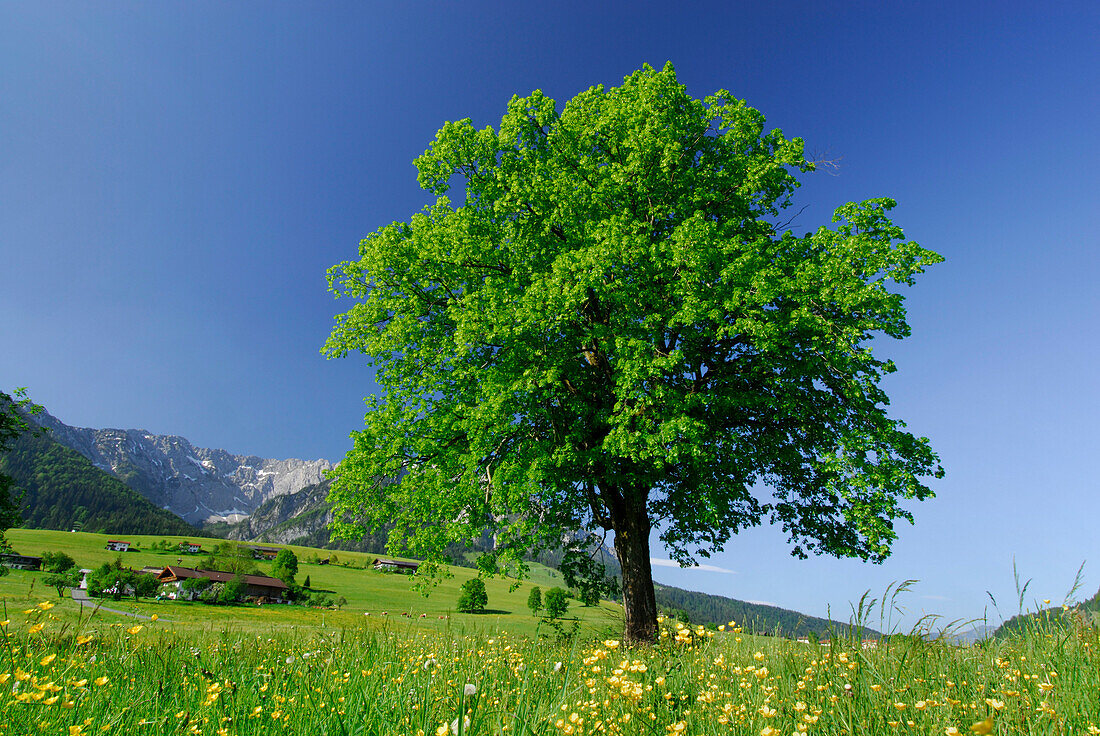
[[4, 530, 1100, 733], [1, 599, 1098, 735], [1, 529, 622, 638]]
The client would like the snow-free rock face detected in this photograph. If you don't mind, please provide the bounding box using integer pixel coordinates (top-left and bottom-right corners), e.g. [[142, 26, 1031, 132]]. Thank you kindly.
[[29, 410, 332, 525]]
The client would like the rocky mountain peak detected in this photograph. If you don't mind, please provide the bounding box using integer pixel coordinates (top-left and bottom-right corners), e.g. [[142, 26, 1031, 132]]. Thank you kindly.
[[29, 409, 332, 525]]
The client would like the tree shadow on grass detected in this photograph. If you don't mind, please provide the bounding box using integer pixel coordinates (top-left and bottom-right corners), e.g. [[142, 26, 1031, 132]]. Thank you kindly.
[[465, 609, 510, 615]]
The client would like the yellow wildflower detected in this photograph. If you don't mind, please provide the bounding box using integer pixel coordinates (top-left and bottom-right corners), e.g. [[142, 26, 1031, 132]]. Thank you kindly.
[[127, 625, 144, 635], [970, 716, 994, 735]]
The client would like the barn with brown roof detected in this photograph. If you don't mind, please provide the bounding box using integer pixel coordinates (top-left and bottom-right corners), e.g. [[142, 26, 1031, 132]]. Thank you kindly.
[[156, 566, 290, 601]]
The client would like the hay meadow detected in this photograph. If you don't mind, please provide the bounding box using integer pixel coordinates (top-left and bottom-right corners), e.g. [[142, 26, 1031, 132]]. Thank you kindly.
[[2, 530, 1099, 734]]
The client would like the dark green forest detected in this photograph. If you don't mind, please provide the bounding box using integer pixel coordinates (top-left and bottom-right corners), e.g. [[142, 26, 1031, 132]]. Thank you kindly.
[[652, 582, 876, 638], [0, 428, 196, 536]]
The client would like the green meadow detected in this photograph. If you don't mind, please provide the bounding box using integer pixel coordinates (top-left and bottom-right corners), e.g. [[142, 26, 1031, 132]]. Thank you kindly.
[[1, 529, 622, 638], [4, 530, 1100, 735]]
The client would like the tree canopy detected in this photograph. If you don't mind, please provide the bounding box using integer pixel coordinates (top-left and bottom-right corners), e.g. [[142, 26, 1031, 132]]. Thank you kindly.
[[324, 63, 943, 642]]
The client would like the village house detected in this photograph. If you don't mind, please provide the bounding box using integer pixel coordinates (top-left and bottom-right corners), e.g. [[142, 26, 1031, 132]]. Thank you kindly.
[[372, 558, 419, 574], [179, 542, 202, 554], [156, 566, 290, 602], [0, 553, 42, 571], [105, 539, 130, 552], [245, 545, 281, 560]]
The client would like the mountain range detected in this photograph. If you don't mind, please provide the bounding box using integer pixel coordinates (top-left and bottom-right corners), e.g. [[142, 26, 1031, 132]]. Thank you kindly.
[[27, 410, 331, 525], [0, 425, 196, 536]]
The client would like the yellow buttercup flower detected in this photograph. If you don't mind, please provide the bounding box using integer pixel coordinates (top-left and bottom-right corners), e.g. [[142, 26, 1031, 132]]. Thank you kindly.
[[40, 653, 57, 666], [76, 635, 94, 645], [127, 625, 144, 635], [970, 716, 995, 735], [28, 622, 44, 634], [95, 676, 109, 686]]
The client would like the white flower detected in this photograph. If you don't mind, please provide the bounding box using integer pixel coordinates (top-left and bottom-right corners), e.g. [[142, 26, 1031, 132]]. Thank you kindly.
[[463, 683, 477, 697], [450, 716, 470, 735], [285, 656, 295, 664], [553, 662, 562, 672], [423, 658, 438, 670]]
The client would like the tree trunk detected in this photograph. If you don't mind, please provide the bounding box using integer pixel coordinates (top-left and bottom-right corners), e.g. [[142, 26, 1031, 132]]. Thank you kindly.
[[615, 511, 658, 644]]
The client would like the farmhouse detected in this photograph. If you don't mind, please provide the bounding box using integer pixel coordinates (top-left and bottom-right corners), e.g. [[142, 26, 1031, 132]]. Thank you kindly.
[[245, 545, 281, 560], [105, 539, 130, 552], [372, 558, 419, 574], [156, 566, 290, 601], [179, 541, 202, 554], [0, 553, 42, 570]]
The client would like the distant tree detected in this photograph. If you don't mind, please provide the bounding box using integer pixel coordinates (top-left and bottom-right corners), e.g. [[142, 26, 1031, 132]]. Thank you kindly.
[[272, 549, 299, 584], [303, 574, 311, 589], [42, 568, 82, 599], [40, 551, 76, 573], [544, 587, 568, 620], [87, 559, 135, 601], [180, 576, 213, 600], [219, 575, 247, 604], [457, 578, 488, 613], [132, 573, 160, 601], [206, 543, 259, 575], [527, 586, 542, 616], [579, 585, 601, 608], [335, 595, 347, 609], [0, 388, 43, 548]]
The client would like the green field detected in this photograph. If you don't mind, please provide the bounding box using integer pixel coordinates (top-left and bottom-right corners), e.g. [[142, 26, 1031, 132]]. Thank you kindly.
[[5, 529, 1100, 735], [1, 529, 622, 637], [2, 589, 1098, 735]]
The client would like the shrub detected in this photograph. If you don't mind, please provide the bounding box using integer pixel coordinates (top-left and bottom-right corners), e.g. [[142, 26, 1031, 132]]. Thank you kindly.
[[180, 576, 213, 600], [219, 576, 247, 604], [544, 587, 568, 620], [41, 551, 76, 573], [133, 573, 160, 601], [457, 578, 488, 613], [87, 561, 136, 601]]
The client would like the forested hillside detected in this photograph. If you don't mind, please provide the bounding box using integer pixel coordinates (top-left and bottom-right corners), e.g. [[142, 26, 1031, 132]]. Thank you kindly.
[[654, 582, 877, 638], [0, 427, 196, 535]]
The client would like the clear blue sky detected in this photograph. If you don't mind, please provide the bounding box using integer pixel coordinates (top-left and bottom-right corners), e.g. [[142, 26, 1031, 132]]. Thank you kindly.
[[2, 1, 1097, 630]]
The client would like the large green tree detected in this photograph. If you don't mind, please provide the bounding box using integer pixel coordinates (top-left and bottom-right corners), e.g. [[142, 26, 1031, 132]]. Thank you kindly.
[[324, 63, 943, 642]]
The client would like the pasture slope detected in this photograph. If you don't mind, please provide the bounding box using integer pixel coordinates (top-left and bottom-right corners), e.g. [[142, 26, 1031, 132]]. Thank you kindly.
[[1, 528, 622, 637]]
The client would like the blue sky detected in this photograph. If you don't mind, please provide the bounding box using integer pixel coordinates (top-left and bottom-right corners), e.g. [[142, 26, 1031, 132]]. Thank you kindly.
[[2, 1, 1097, 630]]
